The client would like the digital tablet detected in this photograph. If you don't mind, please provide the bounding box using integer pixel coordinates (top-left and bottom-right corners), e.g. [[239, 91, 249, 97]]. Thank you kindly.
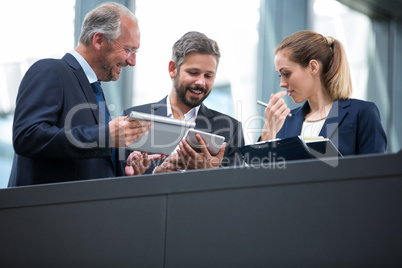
[[185, 129, 225, 155], [126, 111, 195, 155]]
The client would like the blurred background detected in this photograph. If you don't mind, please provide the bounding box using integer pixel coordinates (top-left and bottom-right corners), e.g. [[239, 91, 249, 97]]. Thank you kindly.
[[1, 0, 401, 188]]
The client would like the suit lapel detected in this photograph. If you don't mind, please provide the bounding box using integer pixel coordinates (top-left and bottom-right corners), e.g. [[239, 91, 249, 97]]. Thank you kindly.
[[150, 96, 169, 116], [62, 53, 100, 123], [195, 104, 213, 130], [285, 102, 308, 137], [320, 99, 350, 138]]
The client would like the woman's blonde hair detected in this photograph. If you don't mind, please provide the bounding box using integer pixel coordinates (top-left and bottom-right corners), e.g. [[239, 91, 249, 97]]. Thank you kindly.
[[275, 30, 352, 100]]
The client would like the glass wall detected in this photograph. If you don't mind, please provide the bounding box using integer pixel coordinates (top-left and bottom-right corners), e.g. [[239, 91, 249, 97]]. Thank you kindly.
[[133, 0, 261, 144], [0, 0, 75, 187], [312, 0, 372, 101]]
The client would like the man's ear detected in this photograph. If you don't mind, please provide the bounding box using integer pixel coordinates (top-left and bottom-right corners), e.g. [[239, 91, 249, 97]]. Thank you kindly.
[[168, 60, 177, 78], [92, 32, 106, 51], [309, 59, 320, 75]]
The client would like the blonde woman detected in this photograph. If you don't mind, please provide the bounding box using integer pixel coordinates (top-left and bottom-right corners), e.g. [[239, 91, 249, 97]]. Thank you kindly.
[[260, 30, 387, 155]]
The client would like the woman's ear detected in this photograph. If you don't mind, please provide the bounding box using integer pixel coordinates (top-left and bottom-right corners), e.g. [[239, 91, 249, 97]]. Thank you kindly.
[[309, 59, 320, 75], [168, 60, 177, 78]]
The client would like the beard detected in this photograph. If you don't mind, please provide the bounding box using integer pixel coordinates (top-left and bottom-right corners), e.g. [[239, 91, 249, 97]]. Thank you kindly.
[[173, 75, 211, 108], [102, 61, 119, 82], [100, 47, 123, 82]]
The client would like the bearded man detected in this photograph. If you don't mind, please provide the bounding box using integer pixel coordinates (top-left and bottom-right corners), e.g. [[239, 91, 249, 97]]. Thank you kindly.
[[123, 31, 245, 174]]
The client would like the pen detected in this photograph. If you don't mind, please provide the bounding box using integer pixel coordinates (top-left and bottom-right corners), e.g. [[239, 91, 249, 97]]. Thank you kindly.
[[257, 100, 292, 117]]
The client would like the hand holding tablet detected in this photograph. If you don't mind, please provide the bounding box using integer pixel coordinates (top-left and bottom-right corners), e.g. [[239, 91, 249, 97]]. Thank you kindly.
[[184, 129, 225, 155]]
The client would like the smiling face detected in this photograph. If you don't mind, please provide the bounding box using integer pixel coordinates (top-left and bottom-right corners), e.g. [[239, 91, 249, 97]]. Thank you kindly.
[[171, 53, 217, 108], [274, 50, 318, 104], [98, 16, 140, 81]]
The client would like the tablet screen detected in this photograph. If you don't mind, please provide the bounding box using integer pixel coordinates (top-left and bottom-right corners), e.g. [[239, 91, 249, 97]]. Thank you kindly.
[[126, 111, 196, 155], [185, 129, 225, 155]]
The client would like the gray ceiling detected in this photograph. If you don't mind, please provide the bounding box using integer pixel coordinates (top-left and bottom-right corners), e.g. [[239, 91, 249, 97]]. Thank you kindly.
[[337, 0, 402, 19]]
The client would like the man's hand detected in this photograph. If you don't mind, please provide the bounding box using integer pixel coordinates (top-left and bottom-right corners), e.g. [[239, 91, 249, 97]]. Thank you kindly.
[[109, 116, 152, 148], [125, 151, 165, 176], [153, 153, 183, 174], [154, 134, 226, 173], [177, 134, 226, 169]]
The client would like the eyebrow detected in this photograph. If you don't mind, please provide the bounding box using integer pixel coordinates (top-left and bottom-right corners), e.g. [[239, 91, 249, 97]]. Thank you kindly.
[[278, 67, 291, 73], [186, 68, 216, 75]]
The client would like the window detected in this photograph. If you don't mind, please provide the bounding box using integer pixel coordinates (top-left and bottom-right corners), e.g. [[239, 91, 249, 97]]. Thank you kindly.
[[312, 0, 372, 100], [133, 0, 260, 143], [0, 0, 75, 188]]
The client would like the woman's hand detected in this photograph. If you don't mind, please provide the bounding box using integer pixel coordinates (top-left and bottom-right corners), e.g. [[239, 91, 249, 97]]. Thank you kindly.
[[261, 91, 290, 141]]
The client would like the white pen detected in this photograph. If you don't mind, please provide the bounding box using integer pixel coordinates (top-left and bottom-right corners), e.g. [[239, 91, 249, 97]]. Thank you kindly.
[[257, 100, 292, 117]]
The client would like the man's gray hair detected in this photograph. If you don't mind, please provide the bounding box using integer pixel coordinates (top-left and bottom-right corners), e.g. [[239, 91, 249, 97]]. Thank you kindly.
[[172, 31, 221, 70], [79, 2, 138, 45]]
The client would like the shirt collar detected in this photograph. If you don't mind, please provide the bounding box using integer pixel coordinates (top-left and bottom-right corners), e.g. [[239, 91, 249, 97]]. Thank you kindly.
[[70, 50, 98, 84], [166, 94, 200, 122]]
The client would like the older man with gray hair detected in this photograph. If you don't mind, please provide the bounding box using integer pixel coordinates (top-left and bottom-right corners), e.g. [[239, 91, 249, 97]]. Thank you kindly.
[[9, 3, 157, 186]]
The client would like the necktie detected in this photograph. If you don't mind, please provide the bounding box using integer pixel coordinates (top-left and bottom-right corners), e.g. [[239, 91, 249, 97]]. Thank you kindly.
[[91, 81, 110, 123], [91, 81, 117, 175]]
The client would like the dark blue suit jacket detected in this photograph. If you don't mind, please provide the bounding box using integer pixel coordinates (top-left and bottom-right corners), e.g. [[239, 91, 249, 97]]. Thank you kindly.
[[277, 99, 387, 156], [9, 53, 124, 187], [123, 96, 245, 170]]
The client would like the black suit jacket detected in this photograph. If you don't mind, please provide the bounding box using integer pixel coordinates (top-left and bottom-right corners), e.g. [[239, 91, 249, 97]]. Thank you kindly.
[[123, 96, 245, 171], [9, 53, 124, 187]]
